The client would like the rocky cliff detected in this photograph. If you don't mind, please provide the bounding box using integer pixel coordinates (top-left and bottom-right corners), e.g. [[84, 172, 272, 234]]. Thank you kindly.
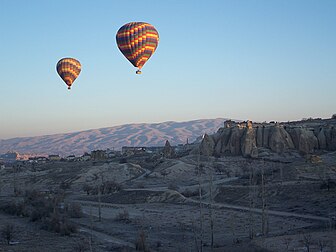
[[198, 119, 336, 158]]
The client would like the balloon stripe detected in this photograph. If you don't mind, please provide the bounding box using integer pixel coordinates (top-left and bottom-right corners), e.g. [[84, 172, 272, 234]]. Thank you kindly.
[[56, 58, 81, 89], [116, 22, 159, 70]]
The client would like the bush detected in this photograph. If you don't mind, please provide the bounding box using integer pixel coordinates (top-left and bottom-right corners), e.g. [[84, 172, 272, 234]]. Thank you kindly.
[[0, 202, 24, 216], [73, 239, 89, 252], [59, 181, 71, 190], [101, 181, 122, 194], [135, 230, 149, 251], [42, 213, 77, 236], [83, 183, 92, 195], [67, 203, 83, 218], [115, 209, 129, 222], [168, 183, 179, 191], [119, 158, 128, 164], [181, 189, 199, 197], [60, 220, 77, 236]]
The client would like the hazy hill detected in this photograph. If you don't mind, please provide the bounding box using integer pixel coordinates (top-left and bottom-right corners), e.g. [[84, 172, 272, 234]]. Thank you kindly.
[[0, 118, 226, 156]]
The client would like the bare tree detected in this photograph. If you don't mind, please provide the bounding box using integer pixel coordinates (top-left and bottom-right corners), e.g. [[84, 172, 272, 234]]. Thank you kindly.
[[135, 230, 148, 251], [191, 218, 200, 252], [208, 171, 214, 250], [303, 233, 312, 252], [318, 239, 327, 252], [197, 153, 204, 252], [283, 237, 292, 252], [261, 164, 269, 236], [248, 164, 256, 239], [1, 223, 15, 245]]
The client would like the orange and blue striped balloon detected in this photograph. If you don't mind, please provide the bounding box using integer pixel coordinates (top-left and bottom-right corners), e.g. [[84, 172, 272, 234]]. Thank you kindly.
[[56, 58, 81, 90], [116, 22, 159, 74]]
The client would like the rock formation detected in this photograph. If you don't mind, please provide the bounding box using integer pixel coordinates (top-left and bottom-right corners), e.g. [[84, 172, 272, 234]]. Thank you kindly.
[[199, 134, 215, 156], [197, 119, 336, 158], [163, 140, 175, 158]]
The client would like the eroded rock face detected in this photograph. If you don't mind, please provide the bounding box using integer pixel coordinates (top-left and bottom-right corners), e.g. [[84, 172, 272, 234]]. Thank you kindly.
[[256, 126, 263, 148], [325, 127, 336, 151], [241, 127, 258, 158], [163, 140, 175, 158], [194, 119, 335, 158], [199, 134, 215, 156], [287, 128, 318, 154], [317, 128, 327, 149], [225, 127, 244, 155], [268, 126, 294, 154]]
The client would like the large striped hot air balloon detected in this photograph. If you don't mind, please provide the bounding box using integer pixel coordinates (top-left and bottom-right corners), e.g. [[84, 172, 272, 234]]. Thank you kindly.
[[116, 22, 159, 74], [56, 58, 81, 90]]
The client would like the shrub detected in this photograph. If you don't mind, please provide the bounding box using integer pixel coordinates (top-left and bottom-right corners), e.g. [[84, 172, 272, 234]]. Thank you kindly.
[[67, 203, 83, 218], [135, 230, 149, 251], [42, 213, 77, 236], [101, 181, 122, 194], [181, 189, 199, 198], [82, 183, 92, 195], [0, 202, 24, 216], [59, 181, 71, 190], [67, 202, 83, 218], [73, 239, 89, 252], [168, 183, 179, 191], [60, 220, 77, 236], [119, 158, 128, 164], [115, 209, 130, 222]]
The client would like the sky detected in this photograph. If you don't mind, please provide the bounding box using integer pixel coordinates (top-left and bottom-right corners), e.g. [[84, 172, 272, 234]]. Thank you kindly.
[[0, 0, 335, 139]]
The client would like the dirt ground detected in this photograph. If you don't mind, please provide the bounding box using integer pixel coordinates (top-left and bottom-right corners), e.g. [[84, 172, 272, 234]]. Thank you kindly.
[[0, 152, 336, 251]]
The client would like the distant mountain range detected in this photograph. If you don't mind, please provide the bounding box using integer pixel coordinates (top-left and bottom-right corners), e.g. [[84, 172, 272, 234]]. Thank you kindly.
[[0, 118, 226, 156]]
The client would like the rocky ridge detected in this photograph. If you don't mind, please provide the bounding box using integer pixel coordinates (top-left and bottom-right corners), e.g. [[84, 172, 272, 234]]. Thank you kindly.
[[198, 119, 336, 158]]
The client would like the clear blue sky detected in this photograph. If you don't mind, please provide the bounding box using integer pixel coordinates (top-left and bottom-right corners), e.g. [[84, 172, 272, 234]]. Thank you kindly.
[[1, 0, 335, 139]]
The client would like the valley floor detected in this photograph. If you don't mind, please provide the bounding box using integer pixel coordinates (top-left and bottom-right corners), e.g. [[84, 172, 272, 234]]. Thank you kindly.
[[1, 152, 336, 251]]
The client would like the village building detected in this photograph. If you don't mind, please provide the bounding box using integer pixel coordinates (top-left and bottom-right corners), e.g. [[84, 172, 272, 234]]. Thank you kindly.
[[48, 154, 61, 161], [91, 150, 107, 160]]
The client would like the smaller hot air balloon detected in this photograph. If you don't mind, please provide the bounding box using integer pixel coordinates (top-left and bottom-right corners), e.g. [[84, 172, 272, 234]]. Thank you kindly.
[[56, 58, 81, 90], [116, 22, 159, 74]]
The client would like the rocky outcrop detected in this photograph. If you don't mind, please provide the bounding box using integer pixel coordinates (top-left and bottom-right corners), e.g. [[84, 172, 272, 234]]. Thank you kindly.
[[324, 127, 336, 151], [268, 126, 294, 154], [287, 128, 318, 154], [225, 127, 244, 155], [199, 134, 215, 156], [163, 140, 175, 158], [241, 127, 258, 158], [194, 119, 336, 158], [317, 128, 327, 149]]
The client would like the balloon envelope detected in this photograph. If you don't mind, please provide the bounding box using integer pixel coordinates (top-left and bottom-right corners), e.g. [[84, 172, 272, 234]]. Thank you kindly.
[[56, 58, 81, 89], [116, 22, 159, 73]]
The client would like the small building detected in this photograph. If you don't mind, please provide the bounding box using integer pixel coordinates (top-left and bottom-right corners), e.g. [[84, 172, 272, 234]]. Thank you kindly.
[[91, 150, 107, 160], [0, 152, 19, 162], [48, 154, 61, 161], [66, 155, 76, 161], [80, 152, 91, 161], [37, 156, 48, 163], [121, 146, 147, 156], [106, 148, 121, 158]]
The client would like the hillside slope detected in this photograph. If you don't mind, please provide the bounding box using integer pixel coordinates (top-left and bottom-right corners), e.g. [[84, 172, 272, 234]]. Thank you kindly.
[[0, 118, 226, 156]]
